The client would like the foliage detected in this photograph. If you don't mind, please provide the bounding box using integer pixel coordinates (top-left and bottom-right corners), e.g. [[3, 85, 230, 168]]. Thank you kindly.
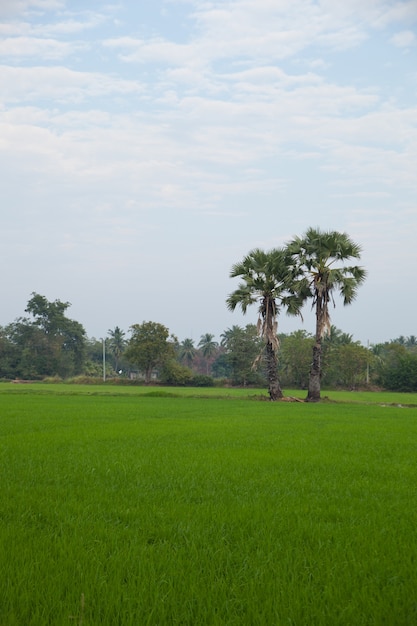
[[221, 324, 265, 386], [197, 333, 219, 375], [2, 293, 86, 379], [178, 338, 196, 367], [124, 321, 174, 383], [159, 360, 194, 386], [189, 374, 215, 387], [287, 228, 366, 401], [279, 330, 314, 388], [376, 343, 417, 391], [227, 248, 304, 400], [329, 343, 372, 389], [107, 326, 126, 372]]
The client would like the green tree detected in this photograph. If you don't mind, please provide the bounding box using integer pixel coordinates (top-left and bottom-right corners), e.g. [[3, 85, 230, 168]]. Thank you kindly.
[[287, 228, 366, 402], [320, 326, 355, 386], [374, 342, 408, 390], [280, 330, 314, 389], [159, 360, 193, 386], [198, 333, 218, 375], [376, 345, 417, 392], [331, 343, 372, 389], [107, 326, 126, 372], [226, 248, 304, 400], [221, 324, 264, 386], [0, 326, 20, 378], [124, 321, 174, 383], [8, 293, 86, 378], [179, 338, 196, 368]]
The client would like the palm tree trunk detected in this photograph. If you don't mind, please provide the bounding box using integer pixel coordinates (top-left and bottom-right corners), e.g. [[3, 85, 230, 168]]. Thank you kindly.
[[266, 341, 283, 400], [307, 340, 321, 401], [307, 297, 328, 402]]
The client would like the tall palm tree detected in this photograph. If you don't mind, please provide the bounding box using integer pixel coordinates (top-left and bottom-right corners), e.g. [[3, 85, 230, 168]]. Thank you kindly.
[[179, 338, 196, 367], [287, 227, 366, 402], [107, 326, 126, 373], [226, 247, 305, 400], [198, 333, 218, 374]]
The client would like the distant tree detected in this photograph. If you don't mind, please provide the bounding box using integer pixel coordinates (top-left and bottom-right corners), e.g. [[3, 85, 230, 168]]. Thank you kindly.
[[280, 330, 314, 389], [7, 293, 86, 378], [374, 342, 409, 390], [377, 347, 417, 392], [211, 352, 231, 379], [391, 335, 417, 351], [179, 338, 196, 368], [325, 326, 354, 346], [407, 336, 417, 350], [159, 360, 193, 386], [287, 228, 366, 402], [124, 321, 174, 383], [0, 326, 19, 378], [107, 326, 126, 372], [320, 325, 355, 385], [221, 324, 264, 386], [220, 325, 242, 347], [227, 248, 305, 400], [198, 333, 218, 375], [331, 343, 372, 389], [25, 293, 70, 335]]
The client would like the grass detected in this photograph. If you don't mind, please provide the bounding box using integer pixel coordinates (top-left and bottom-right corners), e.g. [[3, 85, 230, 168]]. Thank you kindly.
[[2, 380, 417, 405], [1, 387, 417, 624]]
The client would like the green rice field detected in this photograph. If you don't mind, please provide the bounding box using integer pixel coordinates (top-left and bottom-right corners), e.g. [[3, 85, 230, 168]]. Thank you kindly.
[[1, 383, 417, 625]]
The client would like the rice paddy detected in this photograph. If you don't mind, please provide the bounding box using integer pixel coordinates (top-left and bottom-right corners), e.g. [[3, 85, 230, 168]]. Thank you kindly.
[[1, 384, 416, 625]]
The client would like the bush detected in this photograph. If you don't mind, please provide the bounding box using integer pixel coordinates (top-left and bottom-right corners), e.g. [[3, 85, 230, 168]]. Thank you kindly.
[[382, 353, 417, 392], [42, 376, 63, 383], [66, 375, 104, 385], [190, 374, 215, 387], [159, 361, 194, 386]]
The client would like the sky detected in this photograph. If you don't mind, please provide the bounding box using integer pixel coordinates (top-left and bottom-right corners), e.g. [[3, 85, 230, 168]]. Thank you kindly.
[[1, 0, 416, 346]]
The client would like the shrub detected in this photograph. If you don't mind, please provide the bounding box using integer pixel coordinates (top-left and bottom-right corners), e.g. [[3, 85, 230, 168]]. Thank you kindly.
[[190, 374, 215, 387], [160, 361, 194, 386], [42, 376, 63, 383]]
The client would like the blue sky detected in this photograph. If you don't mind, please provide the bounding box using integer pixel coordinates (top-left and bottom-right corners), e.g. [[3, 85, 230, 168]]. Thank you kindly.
[[1, 0, 416, 345]]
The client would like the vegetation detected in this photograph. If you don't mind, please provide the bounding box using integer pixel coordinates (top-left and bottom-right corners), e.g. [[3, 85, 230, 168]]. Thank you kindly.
[[2, 292, 86, 379], [124, 321, 175, 383], [220, 325, 265, 386], [107, 326, 126, 373], [0, 223, 415, 395], [1, 386, 417, 625], [196, 333, 218, 375], [0, 301, 415, 393], [287, 228, 366, 401], [226, 248, 305, 400]]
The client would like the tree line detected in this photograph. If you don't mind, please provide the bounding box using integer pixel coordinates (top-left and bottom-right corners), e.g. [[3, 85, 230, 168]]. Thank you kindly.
[[1, 229, 416, 397]]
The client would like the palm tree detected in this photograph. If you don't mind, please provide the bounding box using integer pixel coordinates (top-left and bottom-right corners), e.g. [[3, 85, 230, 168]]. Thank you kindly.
[[220, 325, 243, 347], [287, 227, 366, 402], [198, 333, 218, 374], [226, 248, 305, 400], [107, 326, 126, 373], [179, 338, 196, 367]]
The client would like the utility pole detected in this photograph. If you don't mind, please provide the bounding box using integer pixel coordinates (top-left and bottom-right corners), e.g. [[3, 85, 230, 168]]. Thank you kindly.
[[102, 338, 106, 382]]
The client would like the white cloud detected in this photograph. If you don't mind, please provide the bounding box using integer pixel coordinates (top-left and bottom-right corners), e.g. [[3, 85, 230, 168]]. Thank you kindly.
[[0, 65, 144, 104], [0, 0, 416, 342], [390, 29, 416, 48], [0, 0, 64, 18], [0, 35, 82, 59]]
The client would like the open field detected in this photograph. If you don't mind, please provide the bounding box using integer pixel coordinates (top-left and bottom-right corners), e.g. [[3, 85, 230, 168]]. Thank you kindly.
[[2, 381, 417, 405], [1, 386, 417, 625]]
